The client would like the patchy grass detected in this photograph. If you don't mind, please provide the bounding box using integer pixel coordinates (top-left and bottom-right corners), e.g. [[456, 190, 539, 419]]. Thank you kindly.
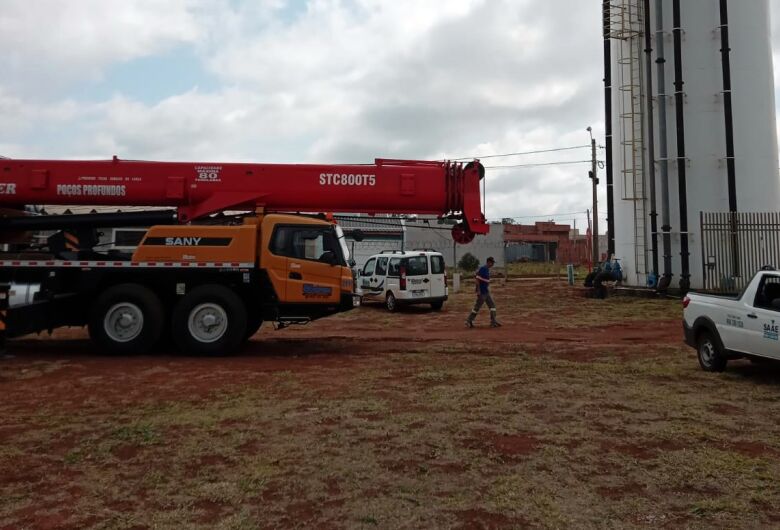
[[0, 280, 777, 528], [447, 278, 681, 326]]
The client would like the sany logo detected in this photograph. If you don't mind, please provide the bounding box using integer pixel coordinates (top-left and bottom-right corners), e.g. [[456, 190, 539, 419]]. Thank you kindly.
[[165, 237, 202, 246]]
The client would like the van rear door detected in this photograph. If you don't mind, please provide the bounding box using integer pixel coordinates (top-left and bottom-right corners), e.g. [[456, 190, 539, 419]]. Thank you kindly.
[[404, 255, 431, 299], [429, 254, 447, 298]]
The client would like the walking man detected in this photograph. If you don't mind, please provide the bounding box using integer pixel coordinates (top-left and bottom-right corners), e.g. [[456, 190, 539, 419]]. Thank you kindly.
[[466, 256, 501, 328]]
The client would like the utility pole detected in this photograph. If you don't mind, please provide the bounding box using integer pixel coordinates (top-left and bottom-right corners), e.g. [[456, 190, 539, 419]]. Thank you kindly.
[[587, 126, 599, 265]]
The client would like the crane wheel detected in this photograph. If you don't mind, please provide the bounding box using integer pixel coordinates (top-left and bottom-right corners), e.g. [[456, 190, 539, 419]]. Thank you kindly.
[[244, 309, 263, 341], [88, 283, 165, 355], [172, 284, 247, 356]]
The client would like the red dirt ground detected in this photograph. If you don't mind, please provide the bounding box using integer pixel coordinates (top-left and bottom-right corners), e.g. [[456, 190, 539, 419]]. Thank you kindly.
[[7, 279, 777, 528]]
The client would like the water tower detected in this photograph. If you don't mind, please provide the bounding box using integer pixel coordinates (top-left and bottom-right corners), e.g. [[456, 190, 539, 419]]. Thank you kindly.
[[602, 0, 779, 290]]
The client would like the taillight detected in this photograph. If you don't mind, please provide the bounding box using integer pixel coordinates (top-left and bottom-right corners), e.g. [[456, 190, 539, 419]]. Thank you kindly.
[[400, 265, 407, 290], [682, 296, 690, 309]]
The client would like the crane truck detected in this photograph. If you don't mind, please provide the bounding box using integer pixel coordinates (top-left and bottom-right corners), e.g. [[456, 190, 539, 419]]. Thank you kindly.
[[0, 156, 487, 355]]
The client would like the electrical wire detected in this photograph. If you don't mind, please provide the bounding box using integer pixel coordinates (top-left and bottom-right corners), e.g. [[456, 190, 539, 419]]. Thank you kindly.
[[450, 145, 590, 161], [487, 211, 588, 220], [484, 160, 593, 170]]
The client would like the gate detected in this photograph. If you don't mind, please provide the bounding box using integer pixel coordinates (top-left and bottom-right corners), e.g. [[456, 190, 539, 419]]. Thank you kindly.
[[700, 212, 780, 293]]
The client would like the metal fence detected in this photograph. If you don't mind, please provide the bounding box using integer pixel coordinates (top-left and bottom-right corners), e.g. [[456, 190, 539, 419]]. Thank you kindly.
[[700, 212, 780, 293]]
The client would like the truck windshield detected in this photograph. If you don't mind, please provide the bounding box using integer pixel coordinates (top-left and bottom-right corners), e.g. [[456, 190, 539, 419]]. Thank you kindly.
[[335, 225, 350, 263]]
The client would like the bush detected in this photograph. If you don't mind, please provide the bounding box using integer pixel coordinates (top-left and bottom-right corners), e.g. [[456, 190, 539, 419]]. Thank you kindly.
[[458, 253, 480, 272]]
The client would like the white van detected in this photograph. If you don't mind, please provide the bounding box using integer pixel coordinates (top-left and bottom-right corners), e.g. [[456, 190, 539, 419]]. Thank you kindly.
[[357, 250, 448, 311]]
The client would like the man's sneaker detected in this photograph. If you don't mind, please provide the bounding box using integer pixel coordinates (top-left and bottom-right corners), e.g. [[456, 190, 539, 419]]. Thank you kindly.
[[465, 319, 474, 328], [490, 320, 502, 328]]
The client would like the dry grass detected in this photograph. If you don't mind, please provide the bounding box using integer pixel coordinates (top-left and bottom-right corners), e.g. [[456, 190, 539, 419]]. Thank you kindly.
[[4, 347, 780, 528], [1, 281, 778, 528]]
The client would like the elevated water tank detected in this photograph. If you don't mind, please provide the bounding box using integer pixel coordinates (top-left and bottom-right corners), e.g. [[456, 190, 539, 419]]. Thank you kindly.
[[604, 0, 779, 289]]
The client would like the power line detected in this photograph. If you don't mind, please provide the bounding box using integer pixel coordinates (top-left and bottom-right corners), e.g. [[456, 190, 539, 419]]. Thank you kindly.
[[450, 145, 590, 161], [484, 160, 593, 170], [488, 211, 586, 220]]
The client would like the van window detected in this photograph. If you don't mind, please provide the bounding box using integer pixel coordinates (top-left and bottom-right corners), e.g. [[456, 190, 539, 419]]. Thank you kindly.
[[405, 256, 429, 276], [363, 258, 376, 276], [388, 258, 402, 277], [376, 257, 388, 275], [431, 255, 445, 274]]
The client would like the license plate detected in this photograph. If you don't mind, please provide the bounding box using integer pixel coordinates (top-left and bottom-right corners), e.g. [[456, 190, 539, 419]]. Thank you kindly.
[[352, 296, 361, 307], [412, 290, 426, 297]]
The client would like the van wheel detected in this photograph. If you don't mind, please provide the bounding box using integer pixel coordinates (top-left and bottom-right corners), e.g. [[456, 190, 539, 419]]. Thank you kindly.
[[88, 283, 164, 355], [430, 301, 444, 311], [386, 292, 397, 312], [697, 330, 727, 372], [172, 284, 247, 356]]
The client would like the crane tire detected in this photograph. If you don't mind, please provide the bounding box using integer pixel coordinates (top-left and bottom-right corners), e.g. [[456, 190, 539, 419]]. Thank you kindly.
[[244, 309, 263, 341], [88, 283, 165, 355], [172, 284, 247, 356]]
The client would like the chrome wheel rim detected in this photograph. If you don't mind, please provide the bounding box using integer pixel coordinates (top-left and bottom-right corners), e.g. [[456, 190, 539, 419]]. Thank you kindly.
[[387, 295, 395, 310], [104, 303, 144, 343], [188, 303, 228, 343]]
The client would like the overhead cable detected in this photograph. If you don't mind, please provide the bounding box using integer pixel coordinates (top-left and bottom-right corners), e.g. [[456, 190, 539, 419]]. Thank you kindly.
[[450, 145, 590, 161], [484, 160, 593, 170]]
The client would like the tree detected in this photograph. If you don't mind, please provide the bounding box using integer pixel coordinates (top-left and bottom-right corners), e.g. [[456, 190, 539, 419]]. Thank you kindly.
[[458, 252, 480, 272]]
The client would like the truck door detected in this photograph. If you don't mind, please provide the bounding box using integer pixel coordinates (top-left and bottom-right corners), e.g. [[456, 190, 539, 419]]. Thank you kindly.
[[745, 274, 780, 358], [269, 225, 343, 305]]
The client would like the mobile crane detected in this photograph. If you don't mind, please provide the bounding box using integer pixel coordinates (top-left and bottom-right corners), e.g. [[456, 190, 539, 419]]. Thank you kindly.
[[0, 156, 487, 355]]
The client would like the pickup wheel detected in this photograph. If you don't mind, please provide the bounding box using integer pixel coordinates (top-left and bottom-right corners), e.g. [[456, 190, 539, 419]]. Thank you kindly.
[[172, 284, 247, 356], [88, 283, 165, 355], [697, 330, 727, 372]]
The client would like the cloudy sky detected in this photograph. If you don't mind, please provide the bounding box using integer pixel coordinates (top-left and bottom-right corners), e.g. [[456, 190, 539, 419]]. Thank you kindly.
[[1, 0, 778, 231]]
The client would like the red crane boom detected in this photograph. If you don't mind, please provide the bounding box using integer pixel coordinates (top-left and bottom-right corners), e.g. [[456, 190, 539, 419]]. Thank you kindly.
[[0, 156, 488, 242]]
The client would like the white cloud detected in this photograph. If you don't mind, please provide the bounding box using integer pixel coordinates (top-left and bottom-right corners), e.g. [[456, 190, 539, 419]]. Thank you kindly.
[[0, 0, 776, 228], [0, 0, 203, 91]]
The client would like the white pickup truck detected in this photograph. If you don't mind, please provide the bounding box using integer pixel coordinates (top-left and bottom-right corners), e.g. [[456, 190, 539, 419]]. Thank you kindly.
[[684, 268, 780, 371]]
